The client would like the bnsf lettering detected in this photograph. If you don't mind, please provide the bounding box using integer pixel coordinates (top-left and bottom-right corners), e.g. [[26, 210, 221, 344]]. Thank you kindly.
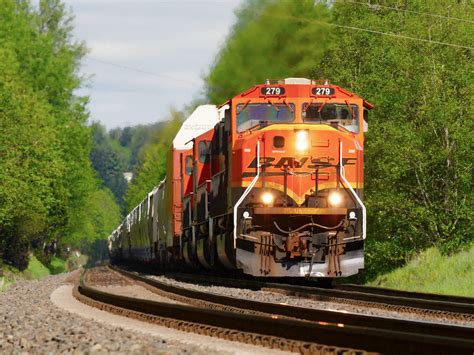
[[247, 157, 356, 169], [248, 157, 275, 168]]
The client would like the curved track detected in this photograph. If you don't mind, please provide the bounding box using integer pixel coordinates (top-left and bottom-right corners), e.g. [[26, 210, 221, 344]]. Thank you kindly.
[[124, 266, 474, 317], [76, 266, 474, 354]]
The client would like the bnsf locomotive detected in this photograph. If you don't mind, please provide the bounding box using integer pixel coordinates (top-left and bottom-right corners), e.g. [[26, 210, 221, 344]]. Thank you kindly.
[[109, 78, 373, 278]]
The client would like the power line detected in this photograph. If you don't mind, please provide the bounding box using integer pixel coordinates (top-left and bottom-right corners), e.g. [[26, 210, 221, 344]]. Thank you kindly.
[[331, 22, 474, 50], [265, 14, 473, 50], [85, 56, 199, 86], [343, 1, 474, 24]]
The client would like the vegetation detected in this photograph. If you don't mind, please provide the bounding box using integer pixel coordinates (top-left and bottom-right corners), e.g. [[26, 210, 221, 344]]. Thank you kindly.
[[370, 244, 474, 297], [206, 0, 331, 104], [0, 0, 121, 271], [205, 0, 473, 280], [124, 109, 184, 211], [48, 256, 67, 275], [90, 121, 172, 210], [1, 0, 471, 288], [23, 255, 51, 280]]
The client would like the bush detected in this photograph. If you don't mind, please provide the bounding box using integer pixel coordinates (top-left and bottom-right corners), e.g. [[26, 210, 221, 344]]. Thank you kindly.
[[48, 256, 67, 275]]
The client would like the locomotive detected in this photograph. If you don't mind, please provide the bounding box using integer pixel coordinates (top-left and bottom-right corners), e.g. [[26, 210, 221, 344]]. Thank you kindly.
[[109, 78, 373, 278]]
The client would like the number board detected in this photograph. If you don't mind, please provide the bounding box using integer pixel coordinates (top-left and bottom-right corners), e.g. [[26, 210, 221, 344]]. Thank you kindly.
[[260, 86, 286, 96], [312, 87, 335, 96]]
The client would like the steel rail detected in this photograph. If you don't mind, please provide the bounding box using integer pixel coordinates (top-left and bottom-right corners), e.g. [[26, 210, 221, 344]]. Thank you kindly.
[[110, 266, 474, 343], [335, 283, 474, 305], [78, 273, 474, 355], [132, 267, 474, 315]]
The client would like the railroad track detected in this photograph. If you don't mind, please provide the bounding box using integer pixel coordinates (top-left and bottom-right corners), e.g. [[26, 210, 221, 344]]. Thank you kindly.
[[133, 266, 474, 319], [75, 266, 474, 354]]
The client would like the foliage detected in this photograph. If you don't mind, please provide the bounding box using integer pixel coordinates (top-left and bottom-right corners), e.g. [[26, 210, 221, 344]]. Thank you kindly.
[[369, 244, 474, 297], [90, 123, 129, 208], [23, 255, 50, 280], [90, 121, 170, 210], [64, 187, 121, 249], [317, 0, 473, 278], [48, 256, 67, 274], [108, 123, 167, 171], [125, 109, 184, 211], [0, 0, 122, 269], [205, 0, 331, 104]]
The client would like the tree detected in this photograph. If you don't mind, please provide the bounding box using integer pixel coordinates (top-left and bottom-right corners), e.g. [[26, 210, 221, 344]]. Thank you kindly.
[[316, 0, 473, 278], [125, 109, 184, 211], [90, 123, 128, 208], [205, 0, 331, 104], [0, 0, 122, 268]]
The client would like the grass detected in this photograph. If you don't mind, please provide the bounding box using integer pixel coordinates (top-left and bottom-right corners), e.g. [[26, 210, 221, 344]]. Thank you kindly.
[[23, 255, 51, 280], [0, 272, 15, 292], [1, 252, 86, 292], [369, 244, 474, 297]]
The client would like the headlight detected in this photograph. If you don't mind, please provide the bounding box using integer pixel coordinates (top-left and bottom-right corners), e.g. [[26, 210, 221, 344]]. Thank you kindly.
[[261, 192, 274, 205], [295, 130, 309, 152], [328, 191, 343, 206]]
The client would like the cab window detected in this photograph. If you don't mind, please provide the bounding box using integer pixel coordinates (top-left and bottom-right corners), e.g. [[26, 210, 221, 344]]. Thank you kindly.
[[236, 103, 294, 132], [198, 141, 210, 163], [185, 155, 193, 175], [302, 103, 359, 133]]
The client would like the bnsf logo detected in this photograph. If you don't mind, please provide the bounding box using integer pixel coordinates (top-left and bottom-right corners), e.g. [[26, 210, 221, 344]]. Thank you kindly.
[[247, 157, 356, 169]]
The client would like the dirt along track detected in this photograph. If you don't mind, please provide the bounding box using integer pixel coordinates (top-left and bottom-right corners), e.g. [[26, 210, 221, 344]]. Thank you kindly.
[[75, 266, 474, 354]]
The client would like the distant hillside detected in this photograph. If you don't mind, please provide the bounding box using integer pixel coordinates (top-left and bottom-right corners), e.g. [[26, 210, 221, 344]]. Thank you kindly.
[[90, 121, 168, 210]]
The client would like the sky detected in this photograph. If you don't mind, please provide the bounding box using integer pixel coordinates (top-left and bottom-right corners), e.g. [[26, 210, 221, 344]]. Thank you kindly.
[[61, 0, 242, 129]]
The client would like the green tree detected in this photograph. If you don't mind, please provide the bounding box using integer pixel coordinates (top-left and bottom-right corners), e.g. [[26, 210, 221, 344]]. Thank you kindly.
[[0, 0, 122, 269], [316, 0, 473, 278], [90, 123, 128, 208], [205, 0, 331, 104], [125, 109, 184, 211]]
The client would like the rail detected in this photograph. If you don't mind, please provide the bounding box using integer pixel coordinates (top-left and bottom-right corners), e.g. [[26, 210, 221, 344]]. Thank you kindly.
[[100, 266, 474, 354]]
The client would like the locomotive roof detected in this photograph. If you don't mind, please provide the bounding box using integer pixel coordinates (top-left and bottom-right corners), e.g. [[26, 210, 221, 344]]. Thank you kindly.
[[222, 78, 374, 109], [173, 105, 220, 150]]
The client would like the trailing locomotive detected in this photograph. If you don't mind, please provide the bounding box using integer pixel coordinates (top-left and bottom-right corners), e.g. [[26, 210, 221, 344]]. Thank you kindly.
[[109, 78, 373, 278]]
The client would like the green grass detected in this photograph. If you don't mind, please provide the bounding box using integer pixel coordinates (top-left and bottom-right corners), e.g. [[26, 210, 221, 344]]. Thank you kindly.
[[1, 254, 77, 292], [0, 276, 13, 291], [0, 263, 20, 291], [48, 256, 67, 275], [23, 255, 50, 280], [369, 244, 474, 297]]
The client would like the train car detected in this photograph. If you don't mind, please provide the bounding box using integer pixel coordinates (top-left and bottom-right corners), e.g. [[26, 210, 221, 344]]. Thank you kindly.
[[109, 78, 373, 279]]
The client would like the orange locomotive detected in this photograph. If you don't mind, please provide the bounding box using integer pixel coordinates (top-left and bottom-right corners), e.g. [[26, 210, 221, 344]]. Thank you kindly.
[[109, 78, 373, 278]]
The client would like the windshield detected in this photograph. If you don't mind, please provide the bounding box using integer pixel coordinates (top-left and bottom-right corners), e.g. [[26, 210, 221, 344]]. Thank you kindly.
[[236, 103, 294, 132], [302, 103, 359, 133]]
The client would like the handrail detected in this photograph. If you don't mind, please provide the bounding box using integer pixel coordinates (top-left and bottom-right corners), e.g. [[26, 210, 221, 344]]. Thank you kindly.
[[339, 141, 366, 240], [233, 140, 261, 247]]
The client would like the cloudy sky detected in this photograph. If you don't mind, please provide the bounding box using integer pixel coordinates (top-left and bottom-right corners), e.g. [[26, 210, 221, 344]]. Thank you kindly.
[[61, 0, 242, 129]]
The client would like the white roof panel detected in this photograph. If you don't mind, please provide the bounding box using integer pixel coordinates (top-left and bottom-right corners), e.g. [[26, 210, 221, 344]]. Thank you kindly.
[[173, 105, 219, 150]]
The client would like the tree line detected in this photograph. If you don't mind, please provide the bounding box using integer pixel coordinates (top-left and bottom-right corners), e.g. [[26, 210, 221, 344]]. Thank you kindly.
[[0, 0, 121, 270]]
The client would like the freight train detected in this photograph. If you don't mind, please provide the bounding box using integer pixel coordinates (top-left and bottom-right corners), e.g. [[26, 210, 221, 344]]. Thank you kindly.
[[108, 78, 373, 278]]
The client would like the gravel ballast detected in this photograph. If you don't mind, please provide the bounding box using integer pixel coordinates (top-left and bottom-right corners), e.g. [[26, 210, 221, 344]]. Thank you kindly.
[[0, 272, 285, 354]]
